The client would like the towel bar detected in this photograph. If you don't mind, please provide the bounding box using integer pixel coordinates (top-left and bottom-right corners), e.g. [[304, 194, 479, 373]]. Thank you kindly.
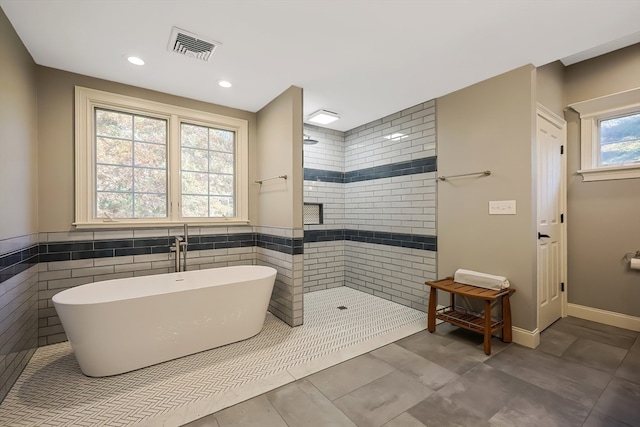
[[255, 174, 287, 184], [438, 170, 491, 181]]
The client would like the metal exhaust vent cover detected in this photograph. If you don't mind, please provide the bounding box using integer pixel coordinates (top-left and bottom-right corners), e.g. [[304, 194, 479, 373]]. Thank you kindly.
[[168, 27, 220, 61]]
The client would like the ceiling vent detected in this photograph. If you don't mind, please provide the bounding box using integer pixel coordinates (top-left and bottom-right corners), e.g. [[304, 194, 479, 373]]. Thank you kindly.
[[168, 27, 220, 62]]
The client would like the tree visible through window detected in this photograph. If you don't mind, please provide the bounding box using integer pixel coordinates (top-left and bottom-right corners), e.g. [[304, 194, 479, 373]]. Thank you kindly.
[[599, 112, 640, 166], [95, 109, 167, 218], [181, 124, 235, 218]]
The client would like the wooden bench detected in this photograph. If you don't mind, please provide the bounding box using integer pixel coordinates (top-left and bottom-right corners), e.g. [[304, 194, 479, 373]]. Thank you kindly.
[[426, 277, 515, 355]]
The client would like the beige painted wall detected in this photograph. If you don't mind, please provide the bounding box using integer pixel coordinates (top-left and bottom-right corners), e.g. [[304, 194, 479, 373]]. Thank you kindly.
[[437, 65, 538, 331], [565, 44, 640, 103], [36, 67, 258, 232], [0, 9, 38, 240], [564, 45, 640, 317], [255, 86, 303, 228], [536, 61, 565, 116]]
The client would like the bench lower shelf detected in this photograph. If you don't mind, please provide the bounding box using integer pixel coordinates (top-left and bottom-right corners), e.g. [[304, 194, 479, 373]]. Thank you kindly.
[[435, 307, 504, 335]]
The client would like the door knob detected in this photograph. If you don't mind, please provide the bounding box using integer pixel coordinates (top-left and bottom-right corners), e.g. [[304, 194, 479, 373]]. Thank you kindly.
[[538, 232, 550, 239]]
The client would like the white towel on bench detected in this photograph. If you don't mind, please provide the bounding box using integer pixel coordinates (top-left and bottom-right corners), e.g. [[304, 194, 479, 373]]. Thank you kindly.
[[453, 269, 510, 290]]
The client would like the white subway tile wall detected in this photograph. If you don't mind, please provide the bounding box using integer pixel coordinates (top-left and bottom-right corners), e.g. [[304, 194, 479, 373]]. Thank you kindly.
[[303, 241, 345, 293], [304, 181, 345, 227], [344, 172, 436, 235], [254, 226, 303, 239], [344, 241, 436, 310], [303, 125, 346, 294], [302, 125, 345, 172], [345, 100, 436, 170], [256, 247, 303, 327], [303, 100, 437, 308]]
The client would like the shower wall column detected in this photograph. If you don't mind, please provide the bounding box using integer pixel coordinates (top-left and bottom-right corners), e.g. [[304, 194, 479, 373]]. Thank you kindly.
[[255, 86, 305, 327]]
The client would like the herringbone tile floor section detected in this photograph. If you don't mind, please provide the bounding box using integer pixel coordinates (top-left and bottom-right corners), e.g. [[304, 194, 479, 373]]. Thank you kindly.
[[0, 287, 426, 426]]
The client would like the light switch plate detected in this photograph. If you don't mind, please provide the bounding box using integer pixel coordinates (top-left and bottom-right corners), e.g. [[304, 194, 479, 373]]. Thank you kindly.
[[489, 200, 516, 215]]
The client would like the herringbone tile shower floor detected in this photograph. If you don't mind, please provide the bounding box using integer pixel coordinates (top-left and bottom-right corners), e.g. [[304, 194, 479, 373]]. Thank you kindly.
[[0, 287, 427, 426]]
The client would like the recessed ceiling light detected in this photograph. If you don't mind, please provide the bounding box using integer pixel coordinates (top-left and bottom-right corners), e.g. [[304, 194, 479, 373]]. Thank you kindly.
[[218, 80, 232, 88], [308, 109, 340, 125], [127, 56, 145, 66]]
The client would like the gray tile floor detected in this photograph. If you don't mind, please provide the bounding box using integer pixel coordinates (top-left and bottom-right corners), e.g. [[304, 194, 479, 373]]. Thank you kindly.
[[185, 317, 640, 427]]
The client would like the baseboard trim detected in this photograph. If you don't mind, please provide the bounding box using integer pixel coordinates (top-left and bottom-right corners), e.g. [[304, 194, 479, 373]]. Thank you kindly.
[[567, 303, 640, 332], [511, 326, 540, 349]]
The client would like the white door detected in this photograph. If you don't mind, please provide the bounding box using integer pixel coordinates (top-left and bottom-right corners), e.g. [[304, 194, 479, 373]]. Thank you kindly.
[[537, 106, 566, 332]]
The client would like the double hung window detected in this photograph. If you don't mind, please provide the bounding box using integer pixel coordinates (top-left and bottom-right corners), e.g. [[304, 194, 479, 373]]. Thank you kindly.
[[75, 87, 248, 227]]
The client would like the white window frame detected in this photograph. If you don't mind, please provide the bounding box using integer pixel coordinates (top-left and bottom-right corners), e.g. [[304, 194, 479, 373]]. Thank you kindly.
[[570, 87, 640, 182], [75, 86, 249, 228]]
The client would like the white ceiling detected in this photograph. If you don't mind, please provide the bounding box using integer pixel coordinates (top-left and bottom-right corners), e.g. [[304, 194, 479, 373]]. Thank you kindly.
[[2, 0, 639, 132]]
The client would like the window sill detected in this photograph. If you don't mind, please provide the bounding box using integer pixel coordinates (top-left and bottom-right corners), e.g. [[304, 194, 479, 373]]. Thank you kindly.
[[73, 219, 251, 229], [577, 164, 640, 182]]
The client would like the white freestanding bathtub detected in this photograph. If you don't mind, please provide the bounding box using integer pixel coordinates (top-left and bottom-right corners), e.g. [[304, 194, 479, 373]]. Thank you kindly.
[[52, 265, 277, 377]]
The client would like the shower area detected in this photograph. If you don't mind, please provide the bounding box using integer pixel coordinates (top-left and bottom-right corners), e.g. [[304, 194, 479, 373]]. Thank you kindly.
[[301, 99, 438, 311]]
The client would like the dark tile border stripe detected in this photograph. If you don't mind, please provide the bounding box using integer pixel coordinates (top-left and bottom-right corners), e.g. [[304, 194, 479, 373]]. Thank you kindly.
[[257, 234, 304, 256], [0, 245, 39, 284], [305, 229, 437, 251], [1, 232, 303, 284], [304, 169, 344, 183], [304, 156, 437, 184], [1, 227, 432, 284]]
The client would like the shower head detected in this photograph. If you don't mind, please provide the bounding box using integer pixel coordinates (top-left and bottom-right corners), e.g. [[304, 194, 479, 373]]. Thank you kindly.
[[303, 134, 319, 145]]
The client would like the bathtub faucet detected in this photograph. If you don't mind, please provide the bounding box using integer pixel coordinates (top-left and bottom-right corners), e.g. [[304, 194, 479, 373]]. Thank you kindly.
[[171, 224, 189, 272]]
